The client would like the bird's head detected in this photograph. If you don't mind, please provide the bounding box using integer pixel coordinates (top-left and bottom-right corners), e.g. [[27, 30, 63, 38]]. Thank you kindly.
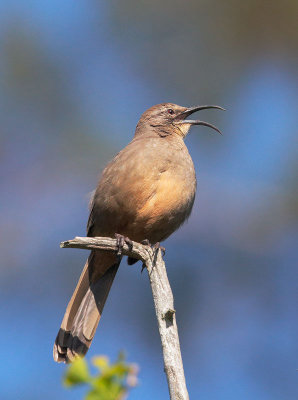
[[135, 102, 224, 138]]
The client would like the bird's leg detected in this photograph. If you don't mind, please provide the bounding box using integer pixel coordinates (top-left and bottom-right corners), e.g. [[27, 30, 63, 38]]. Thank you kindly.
[[115, 233, 133, 257]]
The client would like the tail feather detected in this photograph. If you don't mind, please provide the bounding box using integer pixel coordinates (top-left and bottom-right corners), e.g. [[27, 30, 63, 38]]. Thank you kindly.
[[53, 251, 119, 363]]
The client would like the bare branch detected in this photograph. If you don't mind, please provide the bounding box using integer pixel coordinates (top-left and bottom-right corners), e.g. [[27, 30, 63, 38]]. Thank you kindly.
[[61, 236, 189, 400]]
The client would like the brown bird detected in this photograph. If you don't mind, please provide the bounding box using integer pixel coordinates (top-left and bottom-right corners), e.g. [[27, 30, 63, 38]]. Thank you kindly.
[[53, 102, 223, 363]]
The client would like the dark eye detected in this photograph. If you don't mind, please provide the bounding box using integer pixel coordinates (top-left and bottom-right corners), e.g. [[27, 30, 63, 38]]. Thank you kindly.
[[168, 109, 174, 115]]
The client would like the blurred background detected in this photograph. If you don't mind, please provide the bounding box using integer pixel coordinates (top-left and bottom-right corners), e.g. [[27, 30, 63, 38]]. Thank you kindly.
[[0, 1, 297, 399]]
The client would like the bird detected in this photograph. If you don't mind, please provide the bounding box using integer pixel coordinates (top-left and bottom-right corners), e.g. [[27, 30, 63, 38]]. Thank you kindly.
[[53, 102, 224, 363]]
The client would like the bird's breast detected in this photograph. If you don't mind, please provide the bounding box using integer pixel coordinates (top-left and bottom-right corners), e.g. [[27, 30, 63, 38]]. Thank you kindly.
[[128, 146, 197, 242], [137, 169, 195, 221]]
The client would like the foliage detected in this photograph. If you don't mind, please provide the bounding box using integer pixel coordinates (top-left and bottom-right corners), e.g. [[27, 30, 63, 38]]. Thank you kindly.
[[63, 353, 138, 400]]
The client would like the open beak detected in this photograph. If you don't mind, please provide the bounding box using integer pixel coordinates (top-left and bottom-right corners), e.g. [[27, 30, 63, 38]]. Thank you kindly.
[[175, 105, 225, 135]]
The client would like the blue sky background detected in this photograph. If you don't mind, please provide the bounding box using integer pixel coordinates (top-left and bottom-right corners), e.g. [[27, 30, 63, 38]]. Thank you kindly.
[[0, 1, 297, 399]]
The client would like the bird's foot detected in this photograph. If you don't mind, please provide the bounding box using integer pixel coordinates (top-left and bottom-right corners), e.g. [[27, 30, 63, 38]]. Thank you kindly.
[[152, 242, 166, 256], [140, 241, 165, 273], [141, 239, 166, 255], [128, 239, 165, 272], [141, 239, 150, 246], [115, 233, 133, 256]]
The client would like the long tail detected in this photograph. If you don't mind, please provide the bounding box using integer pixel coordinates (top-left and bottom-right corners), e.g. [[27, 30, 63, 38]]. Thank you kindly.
[[53, 250, 120, 363]]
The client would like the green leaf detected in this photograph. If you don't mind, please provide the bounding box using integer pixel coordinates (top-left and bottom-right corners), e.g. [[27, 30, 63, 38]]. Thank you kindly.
[[63, 357, 90, 387]]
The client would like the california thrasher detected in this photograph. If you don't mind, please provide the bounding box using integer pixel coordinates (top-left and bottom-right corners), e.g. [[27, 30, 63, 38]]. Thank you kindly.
[[53, 103, 223, 363]]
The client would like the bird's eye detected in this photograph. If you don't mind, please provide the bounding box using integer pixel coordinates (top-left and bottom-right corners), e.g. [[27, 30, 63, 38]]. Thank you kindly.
[[168, 109, 174, 115]]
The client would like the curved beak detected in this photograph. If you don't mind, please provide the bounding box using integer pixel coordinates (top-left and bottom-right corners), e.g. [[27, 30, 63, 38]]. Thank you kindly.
[[175, 105, 225, 135]]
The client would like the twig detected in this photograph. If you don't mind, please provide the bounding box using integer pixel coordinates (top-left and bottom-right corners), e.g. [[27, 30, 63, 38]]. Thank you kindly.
[[61, 236, 189, 400]]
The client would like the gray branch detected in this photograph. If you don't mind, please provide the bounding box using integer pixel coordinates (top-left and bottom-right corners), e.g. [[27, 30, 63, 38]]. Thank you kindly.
[[61, 236, 189, 400]]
